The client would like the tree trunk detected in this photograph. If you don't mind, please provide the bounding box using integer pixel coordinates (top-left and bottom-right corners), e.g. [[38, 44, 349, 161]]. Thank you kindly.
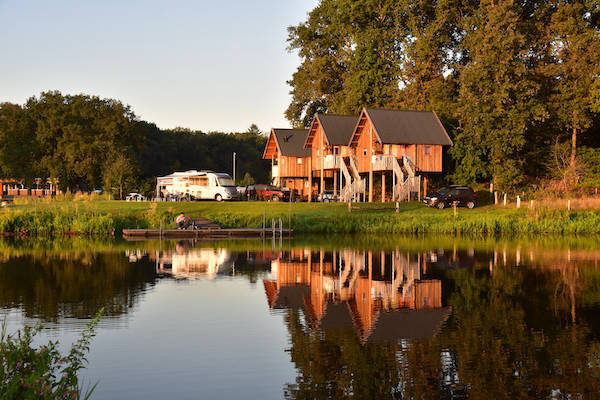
[[571, 126, 577, 166], [119, 184, 123, 200]]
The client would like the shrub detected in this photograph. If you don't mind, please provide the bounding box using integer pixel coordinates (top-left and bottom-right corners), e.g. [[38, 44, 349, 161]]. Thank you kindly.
[[0, 309, 103, 399]]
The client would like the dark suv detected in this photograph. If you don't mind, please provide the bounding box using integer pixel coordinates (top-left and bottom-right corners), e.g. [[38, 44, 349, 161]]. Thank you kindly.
[[424, 185, 477, 209]]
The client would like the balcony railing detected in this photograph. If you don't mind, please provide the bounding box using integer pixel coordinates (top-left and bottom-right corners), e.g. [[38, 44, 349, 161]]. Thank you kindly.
[[371, 155, 396, 171], [323, 155, 342, 169]]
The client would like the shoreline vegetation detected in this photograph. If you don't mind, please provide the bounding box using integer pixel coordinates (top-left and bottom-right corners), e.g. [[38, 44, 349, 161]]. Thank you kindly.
[[1, 199, 600, 236]]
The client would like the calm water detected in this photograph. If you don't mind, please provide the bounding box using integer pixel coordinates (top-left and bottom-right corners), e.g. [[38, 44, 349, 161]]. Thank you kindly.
[[1, 235, 600, 399]]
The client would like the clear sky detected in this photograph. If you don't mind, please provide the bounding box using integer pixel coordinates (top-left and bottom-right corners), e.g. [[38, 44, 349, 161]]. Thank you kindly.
[[0, 0, 318, 132]]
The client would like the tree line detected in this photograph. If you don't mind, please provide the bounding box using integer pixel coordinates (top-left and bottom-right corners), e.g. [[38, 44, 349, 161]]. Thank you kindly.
[[287, 0, 600, 191], [0, 91, 269, 197]]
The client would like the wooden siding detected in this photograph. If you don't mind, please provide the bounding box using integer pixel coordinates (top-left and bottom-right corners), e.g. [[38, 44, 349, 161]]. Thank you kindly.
[[414, 280, 442, 309], [281, 178, 310, 197], [351, 111, 443, 173], [414, 144, 442, 172], [353, 117, 378, 173], [308, 121, 351, 171], [278, 155, 310, 178]]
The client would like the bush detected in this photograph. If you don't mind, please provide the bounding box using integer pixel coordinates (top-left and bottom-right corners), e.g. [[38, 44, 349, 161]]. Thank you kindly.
[[0, 309, 103, 399]]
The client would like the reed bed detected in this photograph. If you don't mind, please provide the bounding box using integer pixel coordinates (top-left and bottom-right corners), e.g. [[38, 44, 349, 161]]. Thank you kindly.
[[0, 199, 599, 236]]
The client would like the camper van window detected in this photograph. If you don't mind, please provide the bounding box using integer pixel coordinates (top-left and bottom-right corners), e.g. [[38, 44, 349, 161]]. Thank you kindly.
[[191, 177, 209, 186], [217, 176, 235, 187]]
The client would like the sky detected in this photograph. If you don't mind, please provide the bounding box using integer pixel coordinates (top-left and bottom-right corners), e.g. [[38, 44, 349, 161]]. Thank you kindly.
[[0, 0, 319, 133]]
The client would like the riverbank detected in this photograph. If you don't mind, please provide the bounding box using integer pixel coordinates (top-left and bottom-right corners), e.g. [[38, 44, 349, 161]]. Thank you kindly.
[[1, 199, 600, 236]]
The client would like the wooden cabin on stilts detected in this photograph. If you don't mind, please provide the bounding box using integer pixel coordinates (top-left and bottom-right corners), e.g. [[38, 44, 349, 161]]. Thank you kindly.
[[262, 129, 312, 199], [348, 108, 453, 202], [305, 114, 365, 202]]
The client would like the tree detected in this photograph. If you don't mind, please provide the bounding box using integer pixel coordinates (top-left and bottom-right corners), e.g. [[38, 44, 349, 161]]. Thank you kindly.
[[102, 154, 137, 199], [0, 103, 40, 185], [240, 172, 255, 186], [541, 0, 600, 165], [245, 123, 262, 136], [452, 0, 547, 189]]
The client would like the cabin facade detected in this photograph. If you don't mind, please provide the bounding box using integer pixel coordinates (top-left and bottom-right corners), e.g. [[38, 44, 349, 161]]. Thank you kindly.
[[262, 129, 312, 198], [349, 108, 452, 202], [305, 114, 363, 202]]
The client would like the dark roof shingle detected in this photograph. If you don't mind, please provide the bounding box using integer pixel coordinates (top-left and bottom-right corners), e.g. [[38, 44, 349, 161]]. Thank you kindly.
[[273, 129, 311, 157], [317, 114, 357, 145], [365, 108, 452, 146]]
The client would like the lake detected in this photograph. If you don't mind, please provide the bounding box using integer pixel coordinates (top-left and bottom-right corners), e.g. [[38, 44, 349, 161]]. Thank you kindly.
[[1, 235, 600, 399]]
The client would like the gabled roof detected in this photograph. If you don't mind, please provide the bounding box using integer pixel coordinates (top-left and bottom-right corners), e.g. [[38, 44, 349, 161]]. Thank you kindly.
[[352, 108, 453, 146], [306, 114, 357, 148], [367, 307, 452, 342], [263, 129, 311, 159]]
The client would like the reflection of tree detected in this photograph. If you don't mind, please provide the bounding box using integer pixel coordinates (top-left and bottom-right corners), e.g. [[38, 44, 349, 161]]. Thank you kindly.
[[281, 266, 600, 399], [0, 253, 156, 320], [283, 309, 400, 400]]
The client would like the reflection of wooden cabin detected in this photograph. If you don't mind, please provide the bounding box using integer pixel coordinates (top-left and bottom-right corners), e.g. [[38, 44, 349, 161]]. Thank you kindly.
[[348, 108, 452, 202], [263, 248, 450, 342], [305, 114, 360, 202], [262, 129, 311, 198]]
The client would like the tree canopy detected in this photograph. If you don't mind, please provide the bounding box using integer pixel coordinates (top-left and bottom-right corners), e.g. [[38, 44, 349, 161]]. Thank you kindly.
[[287, 0, 600, 190], [0, 91, 270, 195]]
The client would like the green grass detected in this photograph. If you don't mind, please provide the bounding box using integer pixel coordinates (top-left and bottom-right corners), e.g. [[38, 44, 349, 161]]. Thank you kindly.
[[1, 199, 600, 235]]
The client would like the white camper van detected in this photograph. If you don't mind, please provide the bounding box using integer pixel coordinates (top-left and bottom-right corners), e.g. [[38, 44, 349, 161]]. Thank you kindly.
[[156, 170, 239, 201]]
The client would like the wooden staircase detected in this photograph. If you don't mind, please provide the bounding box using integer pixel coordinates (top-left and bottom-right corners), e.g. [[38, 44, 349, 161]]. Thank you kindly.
[[392, 157, 420, 202], [340, 156, 365, 202]]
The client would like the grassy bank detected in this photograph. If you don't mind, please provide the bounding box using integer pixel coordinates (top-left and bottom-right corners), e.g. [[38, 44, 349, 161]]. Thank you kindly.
[[2, 199, 600, 235]]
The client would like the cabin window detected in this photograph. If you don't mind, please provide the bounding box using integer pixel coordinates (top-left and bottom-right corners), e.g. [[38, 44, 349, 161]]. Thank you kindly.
[[333, 146, 340, 155], [297, 158, 303, 164], [424, 146, 431, 155], [363, 148, 367, 156], [273, 158, 279, 165]]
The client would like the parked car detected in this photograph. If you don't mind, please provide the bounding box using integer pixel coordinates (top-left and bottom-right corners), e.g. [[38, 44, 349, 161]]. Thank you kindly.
[[424, 185, 477, 209], [246, 184, 285, 201], [317, 190, 337, 203], [126, 192, 146, 202]]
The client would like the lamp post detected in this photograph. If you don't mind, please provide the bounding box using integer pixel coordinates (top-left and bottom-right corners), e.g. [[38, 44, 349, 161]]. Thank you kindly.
[[233, 152, 236, 184]]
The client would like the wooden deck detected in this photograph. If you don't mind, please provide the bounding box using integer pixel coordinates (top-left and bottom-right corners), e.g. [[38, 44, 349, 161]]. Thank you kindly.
[[122, 228, 293, 239]]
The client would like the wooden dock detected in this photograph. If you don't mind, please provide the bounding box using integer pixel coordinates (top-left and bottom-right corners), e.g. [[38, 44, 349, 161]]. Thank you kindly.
[[122, 228, 293, 239]]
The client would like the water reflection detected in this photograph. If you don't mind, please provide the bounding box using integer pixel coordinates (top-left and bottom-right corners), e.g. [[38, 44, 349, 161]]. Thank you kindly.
[[150, 241, 235, 279], [0, 251, 157, 321], [260, 244, 600, 399], [265, 249, 450, 343], [0, 236, 599, 399]]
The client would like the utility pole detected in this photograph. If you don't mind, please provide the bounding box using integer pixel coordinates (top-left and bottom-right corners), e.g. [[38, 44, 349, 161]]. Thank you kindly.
[[233, 152, 236, 184]]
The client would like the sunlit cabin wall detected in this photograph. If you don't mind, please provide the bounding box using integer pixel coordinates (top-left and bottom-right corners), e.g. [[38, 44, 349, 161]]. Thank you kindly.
[[352, 118, 443, 173], [278, 156, 310, 178], [414, 280, 442, 309], [278, 261, 311, 287], [309, 123, 351, 171], [353, 118, 378, 173]]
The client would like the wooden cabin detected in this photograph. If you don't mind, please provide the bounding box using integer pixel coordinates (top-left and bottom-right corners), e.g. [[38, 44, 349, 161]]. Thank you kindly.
[[349, 108, 453, 202], [304, 114, 358, 201], [262, 129, 312, 198]]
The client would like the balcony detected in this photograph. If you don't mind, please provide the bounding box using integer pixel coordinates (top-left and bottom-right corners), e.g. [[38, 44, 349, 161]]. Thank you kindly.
[[371, 155, 396, 171], [323, 155, 342, 169]]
